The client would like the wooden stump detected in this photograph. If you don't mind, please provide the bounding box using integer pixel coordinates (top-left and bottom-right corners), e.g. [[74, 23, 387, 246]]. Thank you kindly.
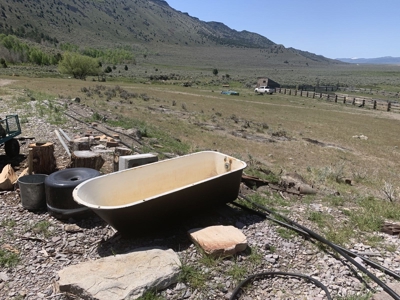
[[70, 137, 94, 151], [113, 147, 133, 172], [28, 142, 57, 174], [69, 151, 105, 171]]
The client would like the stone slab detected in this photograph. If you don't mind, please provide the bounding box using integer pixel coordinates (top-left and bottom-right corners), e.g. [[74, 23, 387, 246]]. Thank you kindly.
[[58, 247, 181, 300], [189, 225, 248, 257]]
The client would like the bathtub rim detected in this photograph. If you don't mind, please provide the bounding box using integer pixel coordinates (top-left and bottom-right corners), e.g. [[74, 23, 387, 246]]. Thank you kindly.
[[72, 151, 247, 210]]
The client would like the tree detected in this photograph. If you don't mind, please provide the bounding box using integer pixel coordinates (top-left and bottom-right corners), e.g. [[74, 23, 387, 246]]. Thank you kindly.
[[0, 58, 7, 68], [58, 52, 100, 80], [212, 68, 218, 76]]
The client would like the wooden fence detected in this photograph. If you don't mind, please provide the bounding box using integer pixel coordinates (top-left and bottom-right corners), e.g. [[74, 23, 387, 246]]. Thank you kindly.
[[275, 88, 400, 113]]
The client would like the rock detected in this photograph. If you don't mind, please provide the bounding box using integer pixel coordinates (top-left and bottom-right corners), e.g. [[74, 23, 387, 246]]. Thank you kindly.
[[0, 272, 9, 282], [372, 282, 400, 300], [352, 134, 368, 140], [64, 224, 83, 233], [58, 248, 181, 300], [188, 225, 248, 257]]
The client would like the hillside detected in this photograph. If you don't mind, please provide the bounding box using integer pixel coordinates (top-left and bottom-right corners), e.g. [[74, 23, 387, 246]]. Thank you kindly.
[[0, 0, 337, 67]]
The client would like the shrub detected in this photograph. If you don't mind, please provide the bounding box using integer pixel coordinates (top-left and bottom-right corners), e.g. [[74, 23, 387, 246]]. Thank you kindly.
[[0, 58, 6, 68], [58, 52, 100, 80]]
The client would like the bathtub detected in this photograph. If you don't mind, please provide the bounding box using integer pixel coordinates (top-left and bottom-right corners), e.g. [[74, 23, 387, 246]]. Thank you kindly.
[[73, 151, 246, 234]]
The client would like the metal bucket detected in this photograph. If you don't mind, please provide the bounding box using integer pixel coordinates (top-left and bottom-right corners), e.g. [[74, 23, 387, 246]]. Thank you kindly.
[[18, 174, 48, 211]]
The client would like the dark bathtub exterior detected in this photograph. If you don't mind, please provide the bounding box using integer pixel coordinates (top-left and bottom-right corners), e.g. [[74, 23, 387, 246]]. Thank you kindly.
[[73, 151, 246, 234]]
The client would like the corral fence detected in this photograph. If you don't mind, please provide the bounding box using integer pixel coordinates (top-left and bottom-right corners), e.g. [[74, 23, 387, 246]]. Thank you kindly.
[[281, 85, 400, 100], [275, 88, 400, 113]]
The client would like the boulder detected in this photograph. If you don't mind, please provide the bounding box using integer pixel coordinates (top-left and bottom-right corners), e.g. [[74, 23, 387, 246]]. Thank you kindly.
[[58, 247, 181, 300], [189, 225, 247, 257]]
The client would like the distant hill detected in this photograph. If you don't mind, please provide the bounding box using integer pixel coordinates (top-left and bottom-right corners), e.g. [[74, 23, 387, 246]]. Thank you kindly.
[[0, 0, 338, 66], [336, 57, 400, 65]]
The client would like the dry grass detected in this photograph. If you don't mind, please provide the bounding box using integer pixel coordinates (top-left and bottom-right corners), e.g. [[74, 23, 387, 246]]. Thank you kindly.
[[3, 75, 400, 198]]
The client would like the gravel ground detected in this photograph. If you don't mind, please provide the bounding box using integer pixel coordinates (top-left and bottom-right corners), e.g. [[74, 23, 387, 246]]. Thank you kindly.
[[1, 97, 400, 300]]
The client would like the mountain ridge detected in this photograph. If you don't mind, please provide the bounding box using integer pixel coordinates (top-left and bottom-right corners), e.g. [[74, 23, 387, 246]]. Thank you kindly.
[[336, 56, 400, 64], [0, 0, 337, 66]]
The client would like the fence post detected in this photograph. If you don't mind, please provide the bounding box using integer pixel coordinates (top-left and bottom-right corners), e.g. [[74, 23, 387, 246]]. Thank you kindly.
[[335, 95, 337, 103], [320, 93, 322, 98], [299, 90, 301, 96], [295, 90, 297, 96], [313, 92, 315, 98], [362, 99, 365, 107], [373, 100, 377, 109], [306, 91, 309, 97], [352, 98, 355, 105], [343, 97, 346, 104], [388, 102, 391, 112], [284, 88, 286, 94], [327, 94, 330, 101], [289, 89, 291, 95]]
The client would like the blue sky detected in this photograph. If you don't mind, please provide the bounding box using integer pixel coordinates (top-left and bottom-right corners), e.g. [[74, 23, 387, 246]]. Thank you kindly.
[[166, 0, 399, 59]]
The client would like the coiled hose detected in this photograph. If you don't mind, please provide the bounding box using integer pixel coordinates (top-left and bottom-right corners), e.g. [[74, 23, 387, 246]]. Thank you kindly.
[[229, 194, 400, 300]]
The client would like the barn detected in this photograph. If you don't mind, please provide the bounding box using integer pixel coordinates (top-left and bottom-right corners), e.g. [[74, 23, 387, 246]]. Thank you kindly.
[[256, 77, 280, 89]]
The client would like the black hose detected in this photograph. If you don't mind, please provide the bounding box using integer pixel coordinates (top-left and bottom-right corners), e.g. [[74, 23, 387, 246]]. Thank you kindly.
[[229, 271, 332, 300], [236, 194, 400, 300], [232, 201, 400, 281]]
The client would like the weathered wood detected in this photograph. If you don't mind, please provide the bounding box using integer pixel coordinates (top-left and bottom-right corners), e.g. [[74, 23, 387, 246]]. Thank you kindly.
[[28, 142, 57, 174], [28, 148, 33, 175], [55, 130, 71, 157], [113, 147, 133, 172], [0, 164, 17, 190], [69, 151, 105, 171]]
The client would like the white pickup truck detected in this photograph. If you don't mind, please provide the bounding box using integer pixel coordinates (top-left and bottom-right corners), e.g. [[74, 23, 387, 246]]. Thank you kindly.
[[254, 86, 274, 94]]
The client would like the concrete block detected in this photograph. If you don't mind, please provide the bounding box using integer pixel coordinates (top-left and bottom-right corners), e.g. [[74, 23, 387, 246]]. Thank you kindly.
[[119, 153, 158, 171]]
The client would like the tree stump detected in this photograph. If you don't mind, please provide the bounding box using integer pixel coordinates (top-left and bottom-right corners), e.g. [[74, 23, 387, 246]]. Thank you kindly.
[[69, 151, 105, 171], [113, 147, 133, 172], [28, 142, 57, 174], [70, 137, 95, 151]]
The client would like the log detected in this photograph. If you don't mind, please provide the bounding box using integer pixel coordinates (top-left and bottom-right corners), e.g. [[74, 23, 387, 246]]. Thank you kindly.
[[28, 142, 57, 174], [70, 137, 96, 151], [69, 151, 105, 171], [113, 147, 133, 172], [297, 184, 317, 195]]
